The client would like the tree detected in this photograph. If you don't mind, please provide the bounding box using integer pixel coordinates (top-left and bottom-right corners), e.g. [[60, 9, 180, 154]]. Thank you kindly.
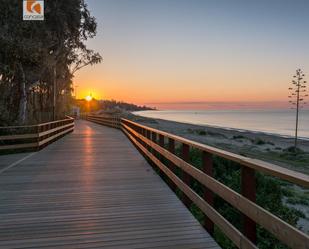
[[288, 69, 308, 149], [0, 0, 102, 125]]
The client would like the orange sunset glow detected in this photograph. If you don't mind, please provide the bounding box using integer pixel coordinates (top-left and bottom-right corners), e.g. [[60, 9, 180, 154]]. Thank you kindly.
[[73, 1, 309, 110], [75, 68, 293, 105]]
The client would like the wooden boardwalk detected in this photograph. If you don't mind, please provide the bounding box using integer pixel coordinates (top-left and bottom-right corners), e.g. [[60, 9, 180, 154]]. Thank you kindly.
[[0, 120, 219, 249]]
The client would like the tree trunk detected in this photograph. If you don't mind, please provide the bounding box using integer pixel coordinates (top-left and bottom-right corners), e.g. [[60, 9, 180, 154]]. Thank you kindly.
[[17, 63, 27, 125]]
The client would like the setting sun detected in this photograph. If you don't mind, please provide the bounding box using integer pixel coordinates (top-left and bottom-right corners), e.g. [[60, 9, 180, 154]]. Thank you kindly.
[[85, 95, 93, 102]]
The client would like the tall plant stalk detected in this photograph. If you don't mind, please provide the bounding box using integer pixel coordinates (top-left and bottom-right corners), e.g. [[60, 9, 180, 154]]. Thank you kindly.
[[288, 69, 308, 149]]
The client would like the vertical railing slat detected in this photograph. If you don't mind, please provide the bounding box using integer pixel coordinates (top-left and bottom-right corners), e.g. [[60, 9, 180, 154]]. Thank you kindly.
[[158, 134, 165, 159], [202, 151, 214, 235], [182, 143, 192, 208], [168, 138, 177, 192], [146, 130, 151, 151], [241, 167, 257, 244], [151, 131, 157, 157]]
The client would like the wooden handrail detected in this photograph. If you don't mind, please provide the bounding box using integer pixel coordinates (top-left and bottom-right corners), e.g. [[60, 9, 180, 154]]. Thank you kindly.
[[0, 124, 38, 129], [85, 114, 121, 129], [0, 116, 74, 152], [0, 133, 38, 140], [123, 126, 257, 249], [0, 116, 74, 130], [38, 123, 74, 137], [121, 118, 309, 188], [38, 126, 74, 146], [83, 115, 309, 249], [122, 122, 309, 249], [0, 142, 39, 151], [37, 116, 74, 127]]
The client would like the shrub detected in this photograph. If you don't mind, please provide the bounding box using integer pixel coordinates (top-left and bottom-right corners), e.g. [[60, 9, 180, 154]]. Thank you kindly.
[[232, 135, 245, 140], [177, 147, 301, 249]]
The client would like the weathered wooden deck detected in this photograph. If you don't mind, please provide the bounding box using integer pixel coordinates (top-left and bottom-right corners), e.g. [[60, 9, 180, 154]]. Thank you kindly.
[[0, 120, 219, 249]]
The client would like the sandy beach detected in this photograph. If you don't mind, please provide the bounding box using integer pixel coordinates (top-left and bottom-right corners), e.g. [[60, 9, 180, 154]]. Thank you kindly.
[[128, 114, 309, 173]]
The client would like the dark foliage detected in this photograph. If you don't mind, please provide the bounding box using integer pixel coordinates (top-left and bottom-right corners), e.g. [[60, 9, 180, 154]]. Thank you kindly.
[[174, 147, 300, 249], [74, 98, 155, 113], [0, 0, 101, 125]]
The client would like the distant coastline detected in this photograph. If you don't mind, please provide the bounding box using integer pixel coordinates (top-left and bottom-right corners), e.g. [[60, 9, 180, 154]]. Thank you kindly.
[[133, 109, 309, 140], [128, 113, 309, 173]]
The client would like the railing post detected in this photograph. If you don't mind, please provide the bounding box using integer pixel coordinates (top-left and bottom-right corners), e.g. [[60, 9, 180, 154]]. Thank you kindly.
[[158, 134, 165, 158], [151, 131, 157, 142], [158, 134, 168, 179], [36, 125, 41, 150], [241, 167, 257, 244], [168, 138, 177, 192], [139, 127, 146, 147], [138, 124, 143, 135], [151, 131, 157, 156], [146, 130, 151, 151], [182, 143, 192, 208], [202, 151, 214, 235]]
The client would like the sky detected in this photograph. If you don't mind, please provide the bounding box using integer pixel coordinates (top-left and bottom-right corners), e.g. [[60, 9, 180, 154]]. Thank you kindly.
[[74, 0, 309, 109]]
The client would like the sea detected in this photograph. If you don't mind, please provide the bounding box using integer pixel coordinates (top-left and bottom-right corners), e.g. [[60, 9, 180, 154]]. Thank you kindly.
[[134, 109, 309, 140]]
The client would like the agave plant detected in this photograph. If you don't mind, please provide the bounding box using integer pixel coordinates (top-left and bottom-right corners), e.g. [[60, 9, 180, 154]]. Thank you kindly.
[[288, 69, 308, 149]]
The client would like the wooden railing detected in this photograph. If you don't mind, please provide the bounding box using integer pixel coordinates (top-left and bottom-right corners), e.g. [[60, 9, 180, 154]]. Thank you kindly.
[[84, 114, 121, 129], [0, 116, 74, 152], [85, 115, 309, 249]]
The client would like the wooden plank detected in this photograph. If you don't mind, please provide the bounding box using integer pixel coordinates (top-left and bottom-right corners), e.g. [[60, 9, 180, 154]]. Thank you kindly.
[[182, 143, 193, 208], [86, 117, 118, 128], [0, 120, 219, 249], [167, 137, 177, 192], [202, 151, 215, 235], [241, 167, 257, 243], [39, 123, 74, 137], [0, 142, 38, 151], [38, 126, 74, 146], [121, 119, 309, 188], [0, 117, 73, 130], [0, 124, 37, 129], [0, 133, 38, 140], [122, 123, 309, 249], [37, 116, 74, 127]]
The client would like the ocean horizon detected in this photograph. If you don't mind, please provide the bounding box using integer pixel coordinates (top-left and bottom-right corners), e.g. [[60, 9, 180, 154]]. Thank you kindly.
[[134, 109, 309, 139]]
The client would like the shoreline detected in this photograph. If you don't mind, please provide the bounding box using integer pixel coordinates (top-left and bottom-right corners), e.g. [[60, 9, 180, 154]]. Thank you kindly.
[[138, 115, 309, 141], [127, 113, 309, 174], [133, 110, 309, 141]]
